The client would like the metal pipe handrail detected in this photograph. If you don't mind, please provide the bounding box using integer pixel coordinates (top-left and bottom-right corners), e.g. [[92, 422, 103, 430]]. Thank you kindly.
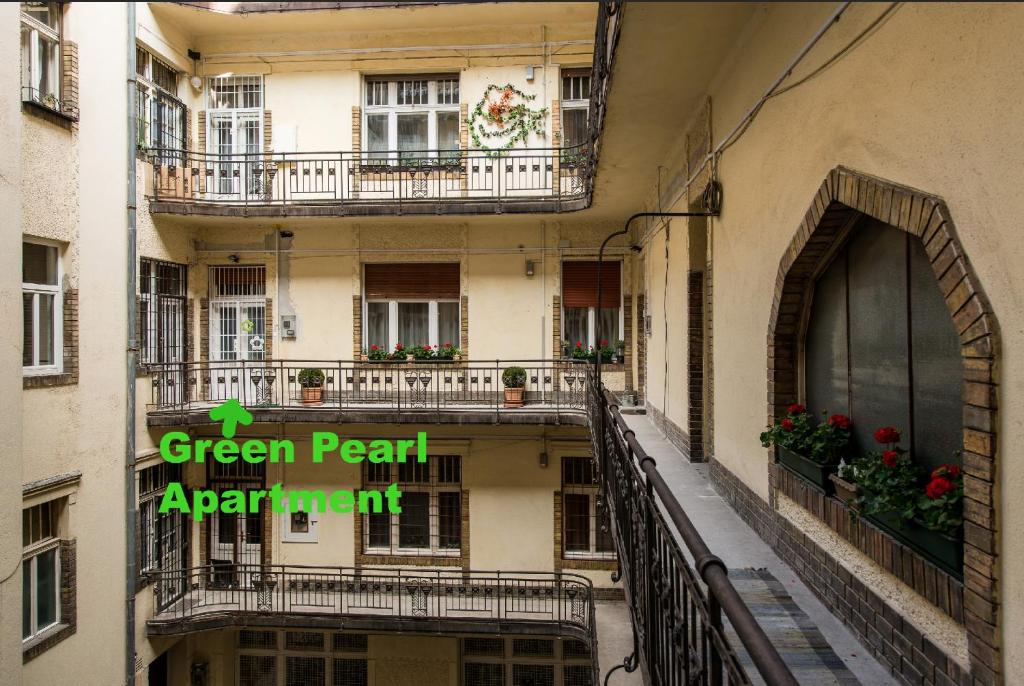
[[598, 386, 798, 686]]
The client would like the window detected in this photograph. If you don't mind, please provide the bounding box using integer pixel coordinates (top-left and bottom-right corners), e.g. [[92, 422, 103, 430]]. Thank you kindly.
[[561, 261, 621, 350], [139, 462, 188, 581], [20, 2, 61, 109], [22, 239, 62, 374], [140, 259, 187, 365], [237, 630, 368, 686], [136, 45, 185, 159], [209, 266, 266, 362], [561, 457, 614, 559], [804, 219, 962, 471], [363, 75, 460, 163], [363, 263, 460, 351], [561, 69, 591, 151], [462, 637, 594, 686], [363, 456, 462, 557], [22, 500, 62, 641]]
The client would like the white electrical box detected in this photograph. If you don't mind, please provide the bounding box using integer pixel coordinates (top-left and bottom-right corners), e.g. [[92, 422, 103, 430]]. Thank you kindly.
[[281, 314, 297, 338]]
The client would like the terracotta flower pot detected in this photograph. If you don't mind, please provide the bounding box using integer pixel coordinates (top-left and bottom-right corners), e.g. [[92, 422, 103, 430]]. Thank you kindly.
[[301, 386, 323, 405], [830, 473, 859, 507], [504, 387, 524, 408]]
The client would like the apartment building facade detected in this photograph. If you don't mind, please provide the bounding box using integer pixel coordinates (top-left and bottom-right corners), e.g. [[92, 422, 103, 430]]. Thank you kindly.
[[6, 2, 1024, 686]]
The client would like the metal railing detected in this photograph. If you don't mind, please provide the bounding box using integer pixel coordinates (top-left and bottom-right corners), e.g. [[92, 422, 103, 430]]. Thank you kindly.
[[149, 564, 595, 639], [149, 144, 591, 208], [589, 383, 799, 686], [147, 358, 595, 419]]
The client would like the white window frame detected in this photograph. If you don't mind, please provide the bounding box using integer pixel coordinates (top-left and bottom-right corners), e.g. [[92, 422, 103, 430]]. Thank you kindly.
[[363, 298, 460, 351], [561, 457, 615, 561], [208, 265, 267, 363], [363, 459, 461, 558], [562, 306, 623, 349], [363, 76, 460, 161], [560, 69, 590, 150], [22, 500, 62, 642], [136, 44, 184, 155], [20, 2, 61, 106], [22, 238, 62, 376]]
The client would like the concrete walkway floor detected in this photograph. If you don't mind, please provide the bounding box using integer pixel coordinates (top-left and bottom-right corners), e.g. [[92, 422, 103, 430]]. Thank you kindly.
[[616, 413, 897, 686]]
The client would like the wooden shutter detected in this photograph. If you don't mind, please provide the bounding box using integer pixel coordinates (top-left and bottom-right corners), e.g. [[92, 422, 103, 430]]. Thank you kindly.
[[562, 261, 620, 308], [364, 263, 460, 299]]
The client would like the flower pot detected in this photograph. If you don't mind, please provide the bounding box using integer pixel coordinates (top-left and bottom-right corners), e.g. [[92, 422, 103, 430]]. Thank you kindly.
[[300, 386, 323, 405], [776, 446, 835, 494], [503, 387, 524, 408], [866, 508, 963, 579], [829, 474, 859, 506]]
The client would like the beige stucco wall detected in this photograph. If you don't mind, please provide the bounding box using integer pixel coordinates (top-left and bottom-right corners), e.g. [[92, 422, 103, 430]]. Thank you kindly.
[[633, 3, 1024, 679]]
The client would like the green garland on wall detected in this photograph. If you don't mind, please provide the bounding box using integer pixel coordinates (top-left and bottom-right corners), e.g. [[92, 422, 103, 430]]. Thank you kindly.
[[466, 83, 548, 153]]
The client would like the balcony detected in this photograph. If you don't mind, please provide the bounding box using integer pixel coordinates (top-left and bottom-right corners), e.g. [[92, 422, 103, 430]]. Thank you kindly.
[[147, 145, 592, 218], [146, 565, 595, 644], [145, 359, 626, 428]]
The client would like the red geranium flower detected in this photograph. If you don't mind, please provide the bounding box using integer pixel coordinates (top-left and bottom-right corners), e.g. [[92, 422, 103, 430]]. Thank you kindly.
[[780, 418, 795, 431], [576, 341, 583, 348], [828, 414, 852, 429], [925, 476, 955, 499], [395, 343, 404, 350], [881, 450, 899, 468], [370, 344, 378, 351], [873, 427, 901, 444], [600, 339, 608, 346], [444, 342, 452, 348], [786, 403, 806, 415]]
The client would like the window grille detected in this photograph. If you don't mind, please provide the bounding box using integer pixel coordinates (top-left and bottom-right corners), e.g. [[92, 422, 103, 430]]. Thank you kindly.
[[139, 462, 188, 581], [464, 663, 505, 686], [513, 664, 555, 686], [332, 659, 368, 686], [239, 631, 367, 686], [22, 240, 62, 373], [437, 78, 459, 105], [562, 665, 594, 686], [462, 637, 594, 686], [366, 80, 388, 107], [208, 75, 262, 109], [239, 655, 276, 686], [332, 633, 368, 653], [135, 45, 185, 161], [561, 457, 615, 560], [561, 69, 591, 150], [209, 265, 267, 362], [513, 639, 555, 658], [363, 456, 462, 557], [239, 630, 278, 650], [286, 656, 325, 686], [140, 258, 187, 365], [464, 637, 505, 657], [286, 631, 325, 651], [562, 640, 591, 660], [397, 80, 428, 106]]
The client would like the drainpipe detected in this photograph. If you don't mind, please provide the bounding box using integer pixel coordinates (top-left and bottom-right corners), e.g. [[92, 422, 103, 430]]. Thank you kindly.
[[125, 4, 138, 685]]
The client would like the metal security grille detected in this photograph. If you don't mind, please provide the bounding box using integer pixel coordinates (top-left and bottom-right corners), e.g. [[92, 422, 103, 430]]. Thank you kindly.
[[561, 457, 615, 560], [139, 259, 187, 365], [562, 640, 590, 660], [465, 663, 505, 686], [239, 655, 276, 686], [363, 456, 461, 557], [135, 45, 185, 160], [513, 639, 555, 658], [562, 665, 593, 686], [332, 634, 368, 653], [286, 656, 325, 686], [139, 462, 188, 605], [208, 75, 262, 109], [240, 630, 278, 650], [209, 265, 266, 362], [513, 664, 555, 686], [208, 462, 265, 586], [464, 637, 505, 656], [286, 631, 325, 651], [332, 659, 368, 686], [461, 637, 594, 686]]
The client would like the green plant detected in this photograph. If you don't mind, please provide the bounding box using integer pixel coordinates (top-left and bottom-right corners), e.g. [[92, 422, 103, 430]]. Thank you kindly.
[[297, 368, 325, 388], [409, 344, 435, 360], [759, 406, 852, 465], [850, 427, 922, 523], [916, 463, 963, 537], [436, 342, 461, 359], [365, 344, 389, 361], [467, 84, 548, 154], [390, 343, 408, 360], [502, 366, 527, 388]]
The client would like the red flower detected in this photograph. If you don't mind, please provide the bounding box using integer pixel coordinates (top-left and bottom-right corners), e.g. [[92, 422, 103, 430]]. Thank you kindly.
[[787, 403, 806, 415], [444, 342, 452, 348], [932, 464, 961, 479], [881, 450, 899, 468], [576, 341, 583, 348], [395, 343, 404, 351], [370, 344, 378, 351], [780, 418, 795, 431], [828, 414, 852, 430], [925, 476, 955, 499], [873, 427, 901, 445], [600, 339, 608, 346]]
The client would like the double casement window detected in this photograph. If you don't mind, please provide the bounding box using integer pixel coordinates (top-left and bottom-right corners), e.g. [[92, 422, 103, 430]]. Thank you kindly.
[[364, 75, 460, 164], [22, 239, 62, 374], [237, 630, 368, 686], [136, 45, 185, 161], [561, 457, 615, 560], [363, 456, 462, 557], [561, 69, 591, 151], [207, 75, 264, 196], [561, 261, 621, 350], [20, 2, 61, 108], [140, 258, 187, 365], [363, 263, 460, 351], [22, 499, 62, 641], [209, 265, 266, 362], [462, 637, 595, 686], [138, 462, 188, 577]]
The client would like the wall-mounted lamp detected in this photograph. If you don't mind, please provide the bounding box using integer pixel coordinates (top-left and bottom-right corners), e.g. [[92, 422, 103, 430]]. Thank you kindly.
[[539, 452, 548, 468], [228, 254, 239, 263], [187, 49, 202, 91], [526, 65, 536, 82], [525, 260, 535, 277]]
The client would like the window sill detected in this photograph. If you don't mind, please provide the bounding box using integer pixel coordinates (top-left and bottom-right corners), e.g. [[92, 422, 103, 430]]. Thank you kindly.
[[22, 622, 74, 663], [23, 373, 76, 389], [559, 556, 618, 572], [358, 552, 462, 567], [22, 99, 78, 129]]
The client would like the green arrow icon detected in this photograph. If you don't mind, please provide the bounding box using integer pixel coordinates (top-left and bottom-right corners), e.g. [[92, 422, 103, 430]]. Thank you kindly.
[[208, 398, 253, 439]]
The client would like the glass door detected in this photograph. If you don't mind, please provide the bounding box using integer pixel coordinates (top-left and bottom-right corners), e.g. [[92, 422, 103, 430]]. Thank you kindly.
[[208, 111, 262, 200]]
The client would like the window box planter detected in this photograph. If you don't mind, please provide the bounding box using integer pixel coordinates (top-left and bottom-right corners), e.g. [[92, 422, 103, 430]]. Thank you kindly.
[[864, 507, 963, 579], [829, 474, 859, 507], [775, 446, 835, 494]]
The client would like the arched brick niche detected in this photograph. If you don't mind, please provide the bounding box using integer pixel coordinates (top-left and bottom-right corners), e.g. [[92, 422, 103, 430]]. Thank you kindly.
[[766, 167, 1000, 683]]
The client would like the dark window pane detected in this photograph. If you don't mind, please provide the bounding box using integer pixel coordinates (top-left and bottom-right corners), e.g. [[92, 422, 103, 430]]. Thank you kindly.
[[805, 252, 849, 418], [398, 492, 429, 548], [333, 658, 368, 686], [367, 512, 389, 548], [513, 663, 554, 686], [563, 494, 590, 552], [239, 655, 276, 686], [218, 510, 236, 544], [286, 656, 325, 686], [22, 562, 31, 638], [35, 548, 57, 629], [438, 491, 461, 549], [465, 663, 504, 686], [23, 242, 57, 285], [563, 108, 587, 149]]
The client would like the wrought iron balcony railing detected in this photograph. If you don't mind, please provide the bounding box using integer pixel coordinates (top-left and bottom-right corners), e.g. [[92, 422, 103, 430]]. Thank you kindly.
[[146, 359, 597, 421], [147, 565, 595, 643], [148, 144, 591, 211], [589, 382, 799, 685]]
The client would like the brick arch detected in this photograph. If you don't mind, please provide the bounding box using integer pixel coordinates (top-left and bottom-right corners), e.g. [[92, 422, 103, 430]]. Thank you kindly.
[[766, 166, 1000, 682]]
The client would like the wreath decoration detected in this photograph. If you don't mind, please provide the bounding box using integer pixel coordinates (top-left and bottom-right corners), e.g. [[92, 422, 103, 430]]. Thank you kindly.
[[467, 83, 548, 154]]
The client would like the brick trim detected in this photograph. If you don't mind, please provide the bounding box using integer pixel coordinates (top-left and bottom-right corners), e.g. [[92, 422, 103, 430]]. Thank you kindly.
[[23, 288, 78, 389], [552, 295, 561, 359], [352, 294, 362, 359], [351, 106, 361, 199], [765, 167, 1001, 684], [623, 295, 633, 391], [552, 492, 617, 572], [687, 272, 704, 461], [197, 111, 206, 152], [636, 294, 646, 403], [23, 539, 77, 663], [61, 40, 78, 130], [460, 295, 469, 356]]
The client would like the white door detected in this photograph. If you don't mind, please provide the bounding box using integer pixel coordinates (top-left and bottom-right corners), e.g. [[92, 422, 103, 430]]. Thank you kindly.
[[208, 111, 262, 200]]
